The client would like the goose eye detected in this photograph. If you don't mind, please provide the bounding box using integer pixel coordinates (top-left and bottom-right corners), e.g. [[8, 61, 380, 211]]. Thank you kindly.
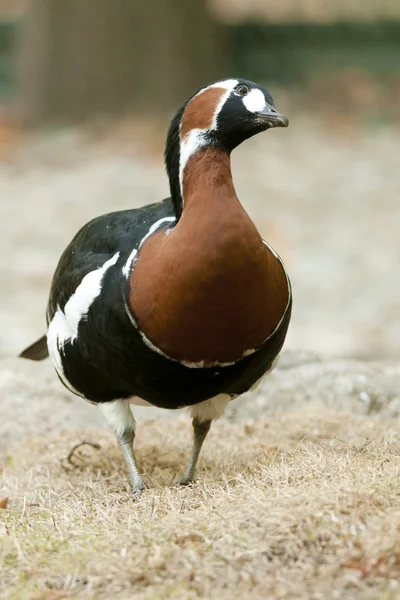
[[235, 84, 249, 96]]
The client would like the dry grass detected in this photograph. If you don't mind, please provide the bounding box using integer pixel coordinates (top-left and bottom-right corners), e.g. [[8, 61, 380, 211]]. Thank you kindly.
[[1, 410, 400, 600]]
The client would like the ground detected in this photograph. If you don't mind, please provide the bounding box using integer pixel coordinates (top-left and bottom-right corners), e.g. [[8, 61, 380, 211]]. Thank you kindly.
[[0, 119, 399, 598], [1, 355, 400, 599], [1, 411, 400, 600]]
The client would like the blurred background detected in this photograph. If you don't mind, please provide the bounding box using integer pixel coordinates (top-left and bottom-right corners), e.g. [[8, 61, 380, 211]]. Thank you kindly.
[[0, 0, 399, 361]]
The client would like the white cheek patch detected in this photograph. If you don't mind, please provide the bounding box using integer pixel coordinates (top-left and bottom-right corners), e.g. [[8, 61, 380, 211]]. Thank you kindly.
[[243, 88, 266, 113]]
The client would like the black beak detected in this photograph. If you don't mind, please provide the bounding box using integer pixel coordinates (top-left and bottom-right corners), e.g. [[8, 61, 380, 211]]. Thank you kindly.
[[256, 105, 289, 128]]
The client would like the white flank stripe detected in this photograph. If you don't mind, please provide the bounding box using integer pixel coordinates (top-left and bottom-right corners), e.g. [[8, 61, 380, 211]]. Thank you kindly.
[[63, 252, 120, 341], [47, 308, 77, 390], [47, 251, 120, 388]]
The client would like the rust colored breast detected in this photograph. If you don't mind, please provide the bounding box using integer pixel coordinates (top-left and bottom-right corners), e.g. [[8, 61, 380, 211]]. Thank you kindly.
[[129, 150, 289, 365]]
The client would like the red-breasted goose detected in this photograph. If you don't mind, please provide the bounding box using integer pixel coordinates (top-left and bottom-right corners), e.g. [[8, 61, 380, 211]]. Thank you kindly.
[[20, 78, 292, 494]]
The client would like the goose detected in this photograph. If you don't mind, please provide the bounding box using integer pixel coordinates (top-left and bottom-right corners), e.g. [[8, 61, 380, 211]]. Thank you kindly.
[[20, 78, 292, 494]]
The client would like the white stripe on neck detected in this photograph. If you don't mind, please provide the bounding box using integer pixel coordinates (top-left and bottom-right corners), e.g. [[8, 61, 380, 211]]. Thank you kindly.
[[178, 79, 238, 203]]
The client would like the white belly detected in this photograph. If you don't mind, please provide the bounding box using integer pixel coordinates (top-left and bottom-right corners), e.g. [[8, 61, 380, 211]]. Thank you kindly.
[[128, 393, 231, 422]]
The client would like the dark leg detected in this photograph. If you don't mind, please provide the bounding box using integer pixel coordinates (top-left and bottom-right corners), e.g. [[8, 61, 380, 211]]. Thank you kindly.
[[117, 428, 145, 495], [179, 417, 212, 485], [99, 400, 145, 495]]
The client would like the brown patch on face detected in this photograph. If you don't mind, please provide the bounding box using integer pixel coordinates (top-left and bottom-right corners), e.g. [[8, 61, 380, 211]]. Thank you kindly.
[[130, 149, 289, 365], [180, 87, 227, 139]]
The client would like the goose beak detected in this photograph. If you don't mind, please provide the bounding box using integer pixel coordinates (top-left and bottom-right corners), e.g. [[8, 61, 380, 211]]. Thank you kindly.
[[256, 105, 289, 128]]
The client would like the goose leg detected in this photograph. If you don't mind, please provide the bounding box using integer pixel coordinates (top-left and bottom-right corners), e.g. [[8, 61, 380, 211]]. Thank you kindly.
[[179, 417, 212, 485], [99, 400, 145, 495]]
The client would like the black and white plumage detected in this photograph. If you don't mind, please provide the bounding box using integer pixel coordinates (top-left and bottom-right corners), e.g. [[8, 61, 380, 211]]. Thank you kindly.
[[20, 79, 292, 493]]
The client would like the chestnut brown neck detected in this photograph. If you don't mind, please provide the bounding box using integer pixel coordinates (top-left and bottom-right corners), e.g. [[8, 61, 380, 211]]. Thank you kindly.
[[130, 148, 289, 365], [181, 148, 235, 212]]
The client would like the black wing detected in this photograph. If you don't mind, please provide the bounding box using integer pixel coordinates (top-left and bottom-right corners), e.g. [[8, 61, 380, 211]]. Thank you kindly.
[[47, 199, 175, 321], [19, 198, 175, 360]]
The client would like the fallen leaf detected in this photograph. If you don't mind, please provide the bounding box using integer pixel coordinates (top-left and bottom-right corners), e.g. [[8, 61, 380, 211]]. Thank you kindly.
[[341, 556, 388, 579], [45, 591, 70, 599]]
